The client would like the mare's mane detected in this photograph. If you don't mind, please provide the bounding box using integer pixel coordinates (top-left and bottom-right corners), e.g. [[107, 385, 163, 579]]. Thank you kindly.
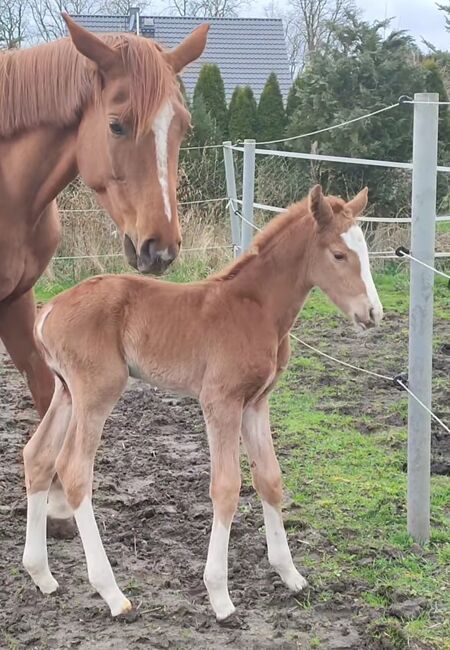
[[0, 34, 173, 138]]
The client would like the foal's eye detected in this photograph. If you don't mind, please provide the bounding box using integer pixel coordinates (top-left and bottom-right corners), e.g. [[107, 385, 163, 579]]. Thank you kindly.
[[333, 252, 346, 261], [109, 121, 126, 136]]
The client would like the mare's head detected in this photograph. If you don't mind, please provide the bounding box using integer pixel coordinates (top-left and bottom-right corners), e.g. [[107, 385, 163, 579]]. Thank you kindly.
[[307, 185, 383, 330], [64, 15, 208, 274]]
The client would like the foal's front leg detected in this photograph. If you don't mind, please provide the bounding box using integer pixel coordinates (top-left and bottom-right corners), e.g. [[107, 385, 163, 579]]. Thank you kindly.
[[242, 397, 307, 592], [201, 395, 243, 620]]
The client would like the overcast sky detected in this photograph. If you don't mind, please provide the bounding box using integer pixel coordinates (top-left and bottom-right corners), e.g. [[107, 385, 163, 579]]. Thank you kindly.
[[246, 0, 449, 50], [357, 0, 448, 49]]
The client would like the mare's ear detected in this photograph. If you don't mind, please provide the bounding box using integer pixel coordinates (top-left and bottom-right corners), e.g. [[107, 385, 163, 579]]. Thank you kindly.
[[165, 24, 209, 73], [346, 187, 368, 218], [309, 185, 333, 229], [63, 13, 119, 72]]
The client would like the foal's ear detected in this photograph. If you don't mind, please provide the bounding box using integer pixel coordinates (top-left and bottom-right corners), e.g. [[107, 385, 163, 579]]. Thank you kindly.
[[62, 13, 119, 72], [309, 185, 333, 229], [346, 187, 368, 218], [165, 24, 210, 73]]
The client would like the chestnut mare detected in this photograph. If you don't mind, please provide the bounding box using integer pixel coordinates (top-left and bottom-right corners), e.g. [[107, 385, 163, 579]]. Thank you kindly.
[[22, 185, 383, 620], [0, 15, 208, 533]]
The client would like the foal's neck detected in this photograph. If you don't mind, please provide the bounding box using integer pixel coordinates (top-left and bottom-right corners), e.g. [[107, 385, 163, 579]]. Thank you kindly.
[[229, 213, 314, 338]]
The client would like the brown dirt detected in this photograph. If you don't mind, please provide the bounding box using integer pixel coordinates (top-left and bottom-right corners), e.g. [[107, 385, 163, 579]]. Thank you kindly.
[[0, 307, 448, 649]]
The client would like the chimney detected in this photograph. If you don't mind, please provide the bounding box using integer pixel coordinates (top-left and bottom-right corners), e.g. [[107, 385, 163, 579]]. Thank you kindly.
[[129, 7, 140, 35]]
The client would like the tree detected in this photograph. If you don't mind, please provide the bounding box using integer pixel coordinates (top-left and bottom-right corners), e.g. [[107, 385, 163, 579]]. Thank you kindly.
[[0, 0, 28, 48], [168, 0, 247, 17], [29, 0, 102, 41], [437, 1, 450, 31], [284, 0, 356, 74], [286, 15, 450, 216], [286, 74, 301, 121], [228, 86, 258, 141], [257, 72, 286, 142], [193, 64, 228, 138]]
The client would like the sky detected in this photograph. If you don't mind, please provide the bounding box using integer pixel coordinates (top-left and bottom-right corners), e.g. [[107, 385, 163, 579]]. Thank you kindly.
[[246, 0, 449, 50], [357, 0, 448, 49]]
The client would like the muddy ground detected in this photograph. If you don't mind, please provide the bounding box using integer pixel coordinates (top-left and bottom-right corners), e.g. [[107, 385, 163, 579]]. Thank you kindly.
[[0, 309, 448, 650]]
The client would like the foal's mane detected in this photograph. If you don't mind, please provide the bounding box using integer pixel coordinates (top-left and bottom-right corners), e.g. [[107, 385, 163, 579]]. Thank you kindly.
[[215, 194, 351, 281], [0, 34, 173, 138], [215, 198, 311, 281]]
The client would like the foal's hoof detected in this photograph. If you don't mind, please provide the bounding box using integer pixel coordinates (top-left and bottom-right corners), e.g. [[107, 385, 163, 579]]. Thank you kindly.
[[115, 603, 140, 623], [47, 516, 77, 540]]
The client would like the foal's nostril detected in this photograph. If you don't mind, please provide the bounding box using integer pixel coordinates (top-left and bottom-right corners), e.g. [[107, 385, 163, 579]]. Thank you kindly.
[[369, 307, 375, 323]]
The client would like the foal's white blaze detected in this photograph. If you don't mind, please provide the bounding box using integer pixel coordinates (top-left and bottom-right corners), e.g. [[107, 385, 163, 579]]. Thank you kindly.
[[23, 490, 59, 594], [74, 496, 131, 617], [152, 100, 175, 223], [204, 517, 235, 620], [341, 225, 383, 324], [262, 501, 308, 592]]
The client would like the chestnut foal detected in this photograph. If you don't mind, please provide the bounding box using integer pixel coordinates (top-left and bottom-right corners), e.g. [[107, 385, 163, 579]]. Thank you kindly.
[[22, 185, 383, 620]]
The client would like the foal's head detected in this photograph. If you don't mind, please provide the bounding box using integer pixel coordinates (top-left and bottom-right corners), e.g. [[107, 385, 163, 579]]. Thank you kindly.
[[307, 185, 383, 330], [64, 15, 208, 274]]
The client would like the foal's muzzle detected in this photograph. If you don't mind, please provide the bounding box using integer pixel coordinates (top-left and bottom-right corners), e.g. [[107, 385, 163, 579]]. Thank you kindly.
[[124, 236, 179, 275]]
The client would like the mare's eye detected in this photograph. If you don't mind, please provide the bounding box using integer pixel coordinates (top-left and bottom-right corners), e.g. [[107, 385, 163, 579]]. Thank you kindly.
[[334, 252, 346, 261], [109, 121, 126, 136]]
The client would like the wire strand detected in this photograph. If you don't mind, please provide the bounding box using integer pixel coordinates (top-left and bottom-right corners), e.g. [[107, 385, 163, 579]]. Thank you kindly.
[[289, 332, 394, 382], [396, 381, 450, 434], [251, 103, 400, 146], [399, 251, 450, 280]]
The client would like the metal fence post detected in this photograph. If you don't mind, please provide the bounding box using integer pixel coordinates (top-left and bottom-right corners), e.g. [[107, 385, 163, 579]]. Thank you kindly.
[[223, 141, 240, 257], [408, 92, 439, 543], [241, 139, 256, 252]]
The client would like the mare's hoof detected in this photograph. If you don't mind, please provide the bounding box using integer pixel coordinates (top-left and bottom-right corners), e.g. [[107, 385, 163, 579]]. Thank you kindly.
[[47, 516, 77, 540]]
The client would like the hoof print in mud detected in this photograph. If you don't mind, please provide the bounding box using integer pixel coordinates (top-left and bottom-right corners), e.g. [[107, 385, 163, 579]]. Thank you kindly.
[[46, 516, 78, 540]]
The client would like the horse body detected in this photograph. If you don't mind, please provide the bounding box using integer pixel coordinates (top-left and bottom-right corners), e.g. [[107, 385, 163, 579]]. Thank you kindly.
[[22, 186, 383, 620], [0, 16, 208, 534]]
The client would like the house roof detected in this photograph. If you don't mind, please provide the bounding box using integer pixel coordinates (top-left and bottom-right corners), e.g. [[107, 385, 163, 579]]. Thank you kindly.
[[69, 15, 292, 101]]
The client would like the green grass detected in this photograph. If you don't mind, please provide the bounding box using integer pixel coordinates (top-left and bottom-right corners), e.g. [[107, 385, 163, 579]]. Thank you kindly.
[[267, 273, 450, 648]]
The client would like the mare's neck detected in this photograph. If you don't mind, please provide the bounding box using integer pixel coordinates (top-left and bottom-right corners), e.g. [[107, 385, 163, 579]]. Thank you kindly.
[[231, 215, 315, 338], [0, 126, 78, 223]]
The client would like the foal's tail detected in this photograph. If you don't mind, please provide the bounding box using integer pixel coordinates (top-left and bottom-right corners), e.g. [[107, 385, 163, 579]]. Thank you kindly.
[[35, 303, 69, 393]]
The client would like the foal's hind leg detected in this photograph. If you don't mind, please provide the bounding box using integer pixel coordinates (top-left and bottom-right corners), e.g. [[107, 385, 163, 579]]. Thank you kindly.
[[242, 397, 307, 592], [22, 378, 72, 593], [55, 366, 132, 617]]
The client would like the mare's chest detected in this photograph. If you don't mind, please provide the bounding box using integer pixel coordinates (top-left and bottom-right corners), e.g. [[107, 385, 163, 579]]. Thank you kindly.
[[0, 203, 61, 302]]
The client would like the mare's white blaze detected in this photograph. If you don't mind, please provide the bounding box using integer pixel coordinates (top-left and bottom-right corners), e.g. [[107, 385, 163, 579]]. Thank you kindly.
[[341, 225, 383, 322], [74, 496, 131, 616], [203, 517, 235, 620], [262, 501, 308, 592], [23, 490, 59, 594], [158, 247, 172, 262], [152, 100, 175, 223]]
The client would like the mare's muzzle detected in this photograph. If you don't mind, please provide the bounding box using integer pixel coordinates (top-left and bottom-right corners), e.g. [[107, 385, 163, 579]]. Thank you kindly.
[[124, 235, 179, 275]]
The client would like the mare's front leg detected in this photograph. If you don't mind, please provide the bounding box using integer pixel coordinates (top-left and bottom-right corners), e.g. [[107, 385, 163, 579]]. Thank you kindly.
[[0, 289, 54, 417], [0, 289, 76, 539], [201, 393, 243, 620], [242, 396, 307, 592]]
